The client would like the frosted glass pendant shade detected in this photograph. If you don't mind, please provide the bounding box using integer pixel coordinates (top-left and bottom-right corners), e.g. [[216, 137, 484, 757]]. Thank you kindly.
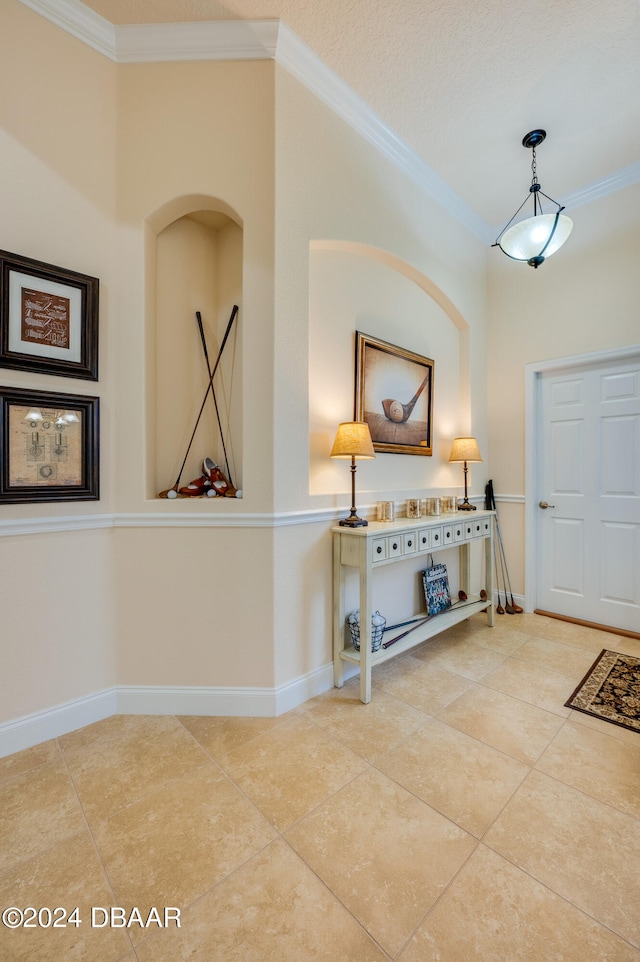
[[494, 130, 573, 268], [499, 212, 573, 266]]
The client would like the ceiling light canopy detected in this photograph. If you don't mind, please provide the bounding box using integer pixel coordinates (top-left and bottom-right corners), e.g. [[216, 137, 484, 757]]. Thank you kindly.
[[493, 130, 573, 269]]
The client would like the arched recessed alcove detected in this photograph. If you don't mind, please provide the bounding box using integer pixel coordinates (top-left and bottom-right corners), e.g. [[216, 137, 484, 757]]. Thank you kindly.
[[308, 240, 471, 497], [145, 196, 243, 498]]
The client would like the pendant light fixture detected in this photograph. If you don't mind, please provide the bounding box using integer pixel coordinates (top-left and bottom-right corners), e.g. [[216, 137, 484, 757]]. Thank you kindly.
[[493, 130, 573, 268]]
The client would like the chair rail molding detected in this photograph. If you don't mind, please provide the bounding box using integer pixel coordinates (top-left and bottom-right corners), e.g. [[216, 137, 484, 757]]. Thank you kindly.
[[0, 507, 352, 537]]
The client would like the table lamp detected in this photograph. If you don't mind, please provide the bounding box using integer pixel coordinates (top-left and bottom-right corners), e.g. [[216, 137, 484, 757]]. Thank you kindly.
[[449, 437, 482, 511], [331, 421, 376, 527]]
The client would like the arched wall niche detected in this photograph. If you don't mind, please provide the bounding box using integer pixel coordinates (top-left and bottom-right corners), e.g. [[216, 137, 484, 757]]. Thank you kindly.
[[145, 195, 243, 498], [309, 240, 471, 498], [311, 240, 469, 333]]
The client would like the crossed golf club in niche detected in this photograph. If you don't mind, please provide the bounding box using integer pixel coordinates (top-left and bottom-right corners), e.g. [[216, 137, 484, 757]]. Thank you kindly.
[[161, 305, 239, 499]]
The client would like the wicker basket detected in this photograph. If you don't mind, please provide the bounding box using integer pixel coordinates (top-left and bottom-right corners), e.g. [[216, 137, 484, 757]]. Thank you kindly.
[[346, 610, 386, 652]]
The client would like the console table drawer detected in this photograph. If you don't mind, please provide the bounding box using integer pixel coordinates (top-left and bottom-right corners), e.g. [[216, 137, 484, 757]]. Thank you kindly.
[[463, 518, 488, 539], [388, 535, 403, 558], [372, 530, 418, 563], [429, 525, 444, 548], [417, 528, 431, 552], [403, 531, 417, 555], [463, 520, 475, 539], [372, 537, 388, 562]]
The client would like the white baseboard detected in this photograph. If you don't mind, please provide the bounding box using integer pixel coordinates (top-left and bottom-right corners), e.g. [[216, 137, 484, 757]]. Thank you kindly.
[[493, 591, 528, 613], [0, 664, 336, 758], [0, 689, 118, 759]]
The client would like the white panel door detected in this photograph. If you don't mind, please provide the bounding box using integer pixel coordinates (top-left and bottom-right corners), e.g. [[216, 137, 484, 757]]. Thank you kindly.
[[537, 358, 640, 631]]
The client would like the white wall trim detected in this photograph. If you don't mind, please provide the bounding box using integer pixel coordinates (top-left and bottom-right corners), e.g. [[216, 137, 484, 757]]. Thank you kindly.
[[0, 515, 115, 537], [274, 663, 336, 714], [0, 506, 347, 538], [0, 688, 118, 758], [560, 161, 640, 211], [18, 0, 640, 241], [19, 1, 640, 240], [0, 666, 335, 758], [18, 0, 117, 60], [115, 684, 277, 717], [524, 343, 640, 613], [115, 19, 279, 63], [273, 24, 489, 243], [0, 498, 526, 538]]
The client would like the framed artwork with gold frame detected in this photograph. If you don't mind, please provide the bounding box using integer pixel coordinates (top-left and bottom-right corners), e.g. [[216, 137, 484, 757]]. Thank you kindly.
[[355, 331, 434, 456], [0, 386, 99, 503], [0, 250, 99, 380]]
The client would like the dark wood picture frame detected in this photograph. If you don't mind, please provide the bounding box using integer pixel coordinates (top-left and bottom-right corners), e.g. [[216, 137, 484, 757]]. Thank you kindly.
[[0, 250, 99, 380], [355, 331, 434, 456], [0, 386, 99, 503]]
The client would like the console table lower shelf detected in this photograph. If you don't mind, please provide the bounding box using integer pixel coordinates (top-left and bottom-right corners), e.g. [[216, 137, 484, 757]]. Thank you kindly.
[[332, 512, 495, 704]]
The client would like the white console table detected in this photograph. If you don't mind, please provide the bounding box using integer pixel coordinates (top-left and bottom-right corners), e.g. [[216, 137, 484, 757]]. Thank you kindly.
[[333, 509, 495, 704]]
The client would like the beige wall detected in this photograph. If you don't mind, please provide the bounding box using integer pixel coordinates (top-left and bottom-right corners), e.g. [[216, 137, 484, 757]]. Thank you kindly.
[[0, 529, 116, 723], [272, 65, 489, 519], [0, 5, 278, 728], [271, 67, 488, 685], [8, 0, 634, 738], [0, 1, 118, 729], [115, 58, 275, 514], [487, 184, 640, 597]]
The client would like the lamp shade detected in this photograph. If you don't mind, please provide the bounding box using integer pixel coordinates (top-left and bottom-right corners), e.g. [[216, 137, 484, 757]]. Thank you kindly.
[[330, 422, 376, 460], [498, 212, 573, 263], [449, 437, 482, 463]]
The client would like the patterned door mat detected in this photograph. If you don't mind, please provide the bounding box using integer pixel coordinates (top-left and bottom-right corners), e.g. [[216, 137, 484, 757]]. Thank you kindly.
[[565, 649, 640, 733]]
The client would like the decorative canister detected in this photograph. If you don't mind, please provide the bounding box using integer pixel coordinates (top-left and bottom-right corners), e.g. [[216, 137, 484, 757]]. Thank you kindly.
[[441, 495, 457, 513], [376, 500, 395, 522], [405, 498, 421, 519], [425, 497, 441, 515]]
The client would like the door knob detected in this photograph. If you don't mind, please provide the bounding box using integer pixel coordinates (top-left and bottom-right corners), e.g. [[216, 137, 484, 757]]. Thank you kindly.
[[538, 500, 556, 509]]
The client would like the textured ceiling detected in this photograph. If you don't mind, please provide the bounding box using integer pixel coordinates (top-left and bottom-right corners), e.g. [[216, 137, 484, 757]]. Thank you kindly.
[[80, 0, 640, 228]]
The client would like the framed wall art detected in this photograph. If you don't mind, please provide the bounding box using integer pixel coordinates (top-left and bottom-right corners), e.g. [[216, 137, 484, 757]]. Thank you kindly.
[[0, 386, 99, 503], [355, 331, 434, 456], [0, 250, 99, 380]]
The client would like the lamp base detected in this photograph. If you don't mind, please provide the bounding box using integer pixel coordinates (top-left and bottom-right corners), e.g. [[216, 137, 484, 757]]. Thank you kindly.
[[339, 515, 368, 527], [457, 500, 476, 511]]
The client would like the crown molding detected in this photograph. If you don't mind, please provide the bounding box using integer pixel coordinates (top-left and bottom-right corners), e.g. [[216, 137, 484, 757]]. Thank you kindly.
[[274, 24, 489, 242], [560, 160, 640, 211], [19, 0, 117, 60], [17, 0, 640, 243], [116, 19, 279, 63], [16, 0, 487, 239]]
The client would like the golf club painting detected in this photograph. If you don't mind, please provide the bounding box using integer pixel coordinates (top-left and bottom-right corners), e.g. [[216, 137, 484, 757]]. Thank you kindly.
[[355, 331, 434, 456]]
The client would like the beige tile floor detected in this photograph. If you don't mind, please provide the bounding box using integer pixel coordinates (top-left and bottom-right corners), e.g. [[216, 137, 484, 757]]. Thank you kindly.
[[1, 613, 640, 961]]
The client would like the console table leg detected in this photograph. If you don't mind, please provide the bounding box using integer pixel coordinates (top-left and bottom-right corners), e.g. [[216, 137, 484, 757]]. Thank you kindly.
[[333, 533, 345, 688], [486, 528, 495, 627], [460, 542, 471, 597], [359, 538, 372, 704]]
